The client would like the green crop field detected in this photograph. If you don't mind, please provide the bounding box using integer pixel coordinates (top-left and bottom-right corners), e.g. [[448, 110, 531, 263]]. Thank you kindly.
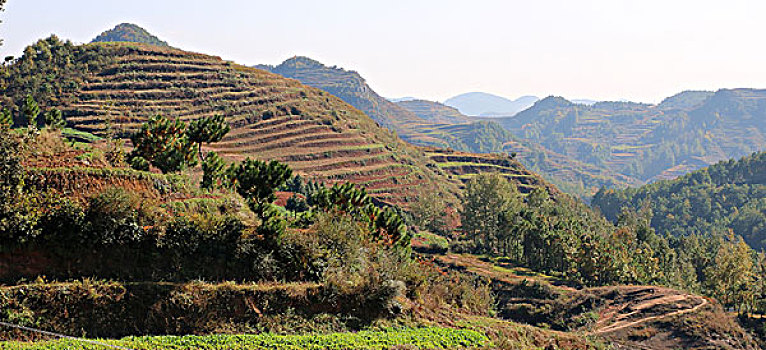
[[0, 327, 489, 350]]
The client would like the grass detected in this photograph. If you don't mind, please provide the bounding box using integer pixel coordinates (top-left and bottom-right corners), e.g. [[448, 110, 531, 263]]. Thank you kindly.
[[412, 231, 450, 251], [61, 128, 102, 143], [0, 327, 489, 350]]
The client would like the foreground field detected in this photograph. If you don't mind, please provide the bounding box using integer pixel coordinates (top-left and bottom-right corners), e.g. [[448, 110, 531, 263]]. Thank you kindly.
[[0, 327, 488, 350]]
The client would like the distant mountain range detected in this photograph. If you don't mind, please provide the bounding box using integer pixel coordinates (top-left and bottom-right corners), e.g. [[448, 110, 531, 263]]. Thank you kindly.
[[255, 56, 766, 200], [444, 92, 539, 117], [91, 23, 169, 47], [257, 57, 638, 197], [492, 89, 766, 186]]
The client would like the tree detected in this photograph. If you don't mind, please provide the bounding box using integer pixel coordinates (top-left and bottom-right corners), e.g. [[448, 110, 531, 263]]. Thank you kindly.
[[151, 136, 197, 174], [0, 108, 11, 128], [460, 173, 522, 254], [201, 151, 226, 189], [705, 232, 755, 312], [186, 115, 230, 161], [44, 108, 65, 129], [21, 94, 40, 127], [411, 189, 448, 234], [229, 158, 292, 215], [129, 115, 198, 173]]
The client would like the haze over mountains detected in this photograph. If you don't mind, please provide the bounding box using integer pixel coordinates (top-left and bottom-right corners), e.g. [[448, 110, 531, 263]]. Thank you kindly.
[[443, 92, 539, 117]]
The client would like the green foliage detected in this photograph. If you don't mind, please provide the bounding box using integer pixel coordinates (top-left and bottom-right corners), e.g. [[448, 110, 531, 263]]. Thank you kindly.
[[593, 151, 766, 251], [461, 173, 523, 255], [128, 155, 150, 171], [458, 173, 694, 288], [0, 327, 488, 350], [229, 158, 293, 213], [704, 233, 755, 310], [0, 128, 33, 248], [308, 182, 410, 247], [129, 115, 198, 173], [201, 151, 226, 189], [0, 107, 11, 127], [0, 35, 114, 116], [185, 114, 230, 161], [21, 94, 40, 127], [91, 23, 170, 47], [43, 108, 65, 129], [411, 188, 449, 234]]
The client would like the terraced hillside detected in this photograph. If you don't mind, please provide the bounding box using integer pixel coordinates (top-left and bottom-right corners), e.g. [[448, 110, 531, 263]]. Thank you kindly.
[[493, 89, 766, 186], [1, 37, 459, 206], [423, 147, 557, 194], [259, 57, 635, 198], [255, 56, 438, 144]]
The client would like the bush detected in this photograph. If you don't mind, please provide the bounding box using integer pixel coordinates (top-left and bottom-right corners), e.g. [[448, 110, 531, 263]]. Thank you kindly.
[[285, 211, 411, 318]]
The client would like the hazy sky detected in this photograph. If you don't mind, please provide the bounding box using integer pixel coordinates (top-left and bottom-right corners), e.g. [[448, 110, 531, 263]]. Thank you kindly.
[[2, 0, 765, 103]]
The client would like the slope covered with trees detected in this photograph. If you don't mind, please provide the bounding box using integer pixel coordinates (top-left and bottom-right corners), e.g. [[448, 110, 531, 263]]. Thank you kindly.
[[593, 151, 766, 251]]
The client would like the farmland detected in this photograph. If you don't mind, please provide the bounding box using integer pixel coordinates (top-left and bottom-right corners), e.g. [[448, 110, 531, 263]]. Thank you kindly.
[[0, 327, 489, 350]]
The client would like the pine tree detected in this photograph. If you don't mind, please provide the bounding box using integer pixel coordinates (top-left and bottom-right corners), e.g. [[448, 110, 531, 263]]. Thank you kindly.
[[229, 158, 293, 215], [21, 94, 40, 127], [186, 115, 230, 161], [44, 108, 65, 129], [201, 151, 226, 189], [129, 115, 197, 173], [0, 108, 11, 128]]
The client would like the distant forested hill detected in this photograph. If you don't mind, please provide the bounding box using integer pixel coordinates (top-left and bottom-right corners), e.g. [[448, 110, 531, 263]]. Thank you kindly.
[[593, 151, 766, 250], [91, 23, 169, 47]]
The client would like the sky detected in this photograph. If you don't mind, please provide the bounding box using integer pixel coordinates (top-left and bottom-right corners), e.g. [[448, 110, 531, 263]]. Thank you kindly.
[[1, 0, 765, 104]]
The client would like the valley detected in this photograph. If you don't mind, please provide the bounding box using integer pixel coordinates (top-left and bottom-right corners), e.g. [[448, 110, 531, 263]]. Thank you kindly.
[[1, 17, 766, 350]]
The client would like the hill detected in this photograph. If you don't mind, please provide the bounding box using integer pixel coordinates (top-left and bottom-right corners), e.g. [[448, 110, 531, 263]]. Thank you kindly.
[[260, 57, 634, 198], [0, 37, 460, 207], [444, 92, 539, 117], [494, 89, 766, 184], [91, 23, 170, 47], [433, 254, 758, 350], [254, 56, 436, 143], [593, 150, 766, 251], [422, 147, 558, 195]]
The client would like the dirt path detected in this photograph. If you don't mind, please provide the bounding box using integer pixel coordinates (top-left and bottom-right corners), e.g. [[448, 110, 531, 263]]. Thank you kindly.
[[591, 296, 708, 335]]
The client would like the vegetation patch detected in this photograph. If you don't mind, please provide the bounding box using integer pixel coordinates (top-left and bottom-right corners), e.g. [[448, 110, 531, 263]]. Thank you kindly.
[[0, 327, 489, 350]]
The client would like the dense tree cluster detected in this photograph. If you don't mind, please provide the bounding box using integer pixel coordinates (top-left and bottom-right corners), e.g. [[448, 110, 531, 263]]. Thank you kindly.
[[459, 173, 766, 314], [593, 151, 766, 251]]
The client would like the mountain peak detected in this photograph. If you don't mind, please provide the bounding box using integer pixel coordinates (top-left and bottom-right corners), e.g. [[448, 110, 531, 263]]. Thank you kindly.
[[280, 56, 326, 69], [533, 96, 573, 109], [91, 23, 169, 47]]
